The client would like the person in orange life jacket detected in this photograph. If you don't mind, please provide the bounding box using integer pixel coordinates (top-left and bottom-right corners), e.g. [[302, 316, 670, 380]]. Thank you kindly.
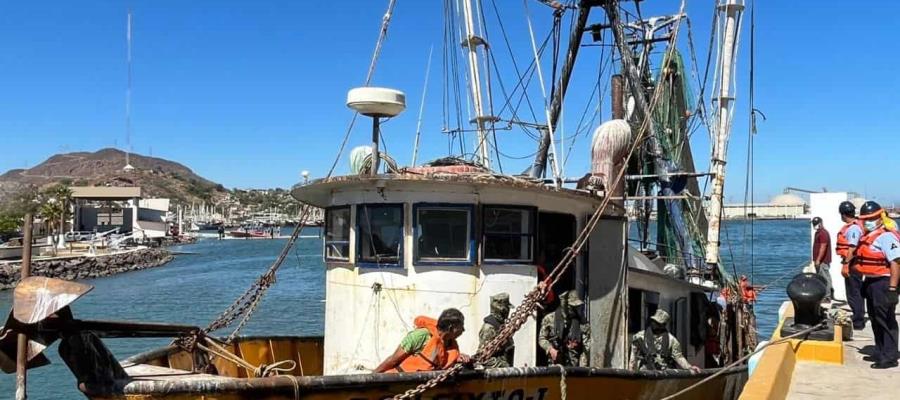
[[855, 201, 900, 369], [811, 217, 834, 301], [374, 308, 472, 373], [836, 201, 866, 329], [535, 250, 558, 308]]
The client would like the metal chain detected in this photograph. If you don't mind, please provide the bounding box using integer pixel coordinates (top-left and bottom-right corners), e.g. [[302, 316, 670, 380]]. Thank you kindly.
[[202, 205, 312, 339]]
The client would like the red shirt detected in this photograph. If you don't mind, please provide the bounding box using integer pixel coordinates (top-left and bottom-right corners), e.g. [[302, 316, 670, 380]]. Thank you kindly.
[[813, 227, 832, 264]]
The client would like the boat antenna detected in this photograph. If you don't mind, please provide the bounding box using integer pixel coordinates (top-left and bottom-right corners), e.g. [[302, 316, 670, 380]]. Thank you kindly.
[[123, 9, 135, 172], [704, 0, 745, 268], [411, 45, 434, 167]]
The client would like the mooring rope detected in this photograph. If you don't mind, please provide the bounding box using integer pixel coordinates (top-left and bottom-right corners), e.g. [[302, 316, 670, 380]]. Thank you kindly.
[[660, 321, 826, 400]]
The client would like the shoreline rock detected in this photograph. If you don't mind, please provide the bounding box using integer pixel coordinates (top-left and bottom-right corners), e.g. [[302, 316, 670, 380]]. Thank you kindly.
[[0, 248, 174, 290]]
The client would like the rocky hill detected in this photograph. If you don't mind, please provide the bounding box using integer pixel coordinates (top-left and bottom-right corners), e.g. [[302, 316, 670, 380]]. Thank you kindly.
[[0, 148, 227, 205]]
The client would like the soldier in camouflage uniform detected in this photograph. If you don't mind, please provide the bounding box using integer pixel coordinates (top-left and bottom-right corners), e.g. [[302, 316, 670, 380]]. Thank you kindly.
[[477, 292, 515, 368], [538, 291, 590, 367], [629, 309, 701, 373]]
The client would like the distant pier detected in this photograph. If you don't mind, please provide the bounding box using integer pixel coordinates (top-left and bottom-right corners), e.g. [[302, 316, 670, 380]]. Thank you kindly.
[[0, 247, 173, 290]]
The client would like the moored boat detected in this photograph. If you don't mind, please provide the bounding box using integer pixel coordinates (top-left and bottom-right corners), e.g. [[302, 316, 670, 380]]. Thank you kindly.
[[227, 229, 269, 239]]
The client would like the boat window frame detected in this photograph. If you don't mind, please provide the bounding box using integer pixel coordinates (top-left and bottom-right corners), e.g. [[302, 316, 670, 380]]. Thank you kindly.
[[412, 203, 475, 266], [323, 206, 352, 261], [481, 204, 537, 264], [356, 203, 405, 268]]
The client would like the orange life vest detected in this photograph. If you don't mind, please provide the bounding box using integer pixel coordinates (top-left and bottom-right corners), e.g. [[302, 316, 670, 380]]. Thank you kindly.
[[739, 277, 757, 302], [393, 316, 459, 373], [836, 220, 863, 275], [854, 227, 900, 277]]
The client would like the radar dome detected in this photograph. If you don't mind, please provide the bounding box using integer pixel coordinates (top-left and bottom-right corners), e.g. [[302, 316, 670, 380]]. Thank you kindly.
[[347, 87, 406, 117], [771, 194, 805, 206]]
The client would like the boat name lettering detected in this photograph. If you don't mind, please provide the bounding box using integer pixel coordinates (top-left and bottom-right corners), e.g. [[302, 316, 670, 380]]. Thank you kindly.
[[359, 387, 549, 400]]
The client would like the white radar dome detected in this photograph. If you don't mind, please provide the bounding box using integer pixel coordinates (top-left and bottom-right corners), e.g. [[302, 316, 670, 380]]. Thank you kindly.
[[347, 87, 406, 117]]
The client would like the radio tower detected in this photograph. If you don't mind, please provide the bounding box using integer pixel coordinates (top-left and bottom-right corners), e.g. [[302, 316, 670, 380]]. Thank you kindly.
[[123, 9, 135, 172]]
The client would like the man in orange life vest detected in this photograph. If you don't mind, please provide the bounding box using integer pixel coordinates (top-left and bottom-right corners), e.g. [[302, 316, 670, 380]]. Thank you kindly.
[[836, 201, 866, 330], [374, 308, 472, 373], [854, 201, 900, 369]]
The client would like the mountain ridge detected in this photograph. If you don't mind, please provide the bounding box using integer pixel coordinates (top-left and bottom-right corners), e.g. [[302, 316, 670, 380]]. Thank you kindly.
[[0, 148, 227, 205]]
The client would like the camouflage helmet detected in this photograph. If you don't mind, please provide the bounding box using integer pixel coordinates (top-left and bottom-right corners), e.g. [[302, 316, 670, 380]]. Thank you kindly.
[[650, 309, 670, 325], [490, 292, 511, 307], [562, 290, 584, 307], [490, 292, 512, 317]]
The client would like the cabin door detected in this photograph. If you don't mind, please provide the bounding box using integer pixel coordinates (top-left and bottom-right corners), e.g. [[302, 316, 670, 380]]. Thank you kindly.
[[535, 212, 576, 366], [537, 212, 577, 297]]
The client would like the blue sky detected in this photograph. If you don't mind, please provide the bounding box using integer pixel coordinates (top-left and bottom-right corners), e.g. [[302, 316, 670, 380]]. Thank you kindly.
[[1, 1, 898, 204]]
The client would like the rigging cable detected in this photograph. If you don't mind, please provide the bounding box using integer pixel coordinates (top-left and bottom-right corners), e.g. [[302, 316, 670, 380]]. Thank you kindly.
[[741, 0, 756, 283], [324, 0, 397, 178], [475, 0, 503, 172], [563, 35, 611, 167], [411, 46, 434, 166], [523, 0, 563, 183], [201, 0, 400, 340], [488, 0, 556, 151]]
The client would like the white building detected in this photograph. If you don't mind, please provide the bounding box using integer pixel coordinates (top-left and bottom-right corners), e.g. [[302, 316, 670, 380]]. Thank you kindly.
[[722, 193, 807, 219]]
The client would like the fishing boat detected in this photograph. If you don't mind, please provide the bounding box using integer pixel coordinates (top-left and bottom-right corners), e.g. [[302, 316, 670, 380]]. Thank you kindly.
[[2, 1, 760, 399], [227, 228, 270, 239]]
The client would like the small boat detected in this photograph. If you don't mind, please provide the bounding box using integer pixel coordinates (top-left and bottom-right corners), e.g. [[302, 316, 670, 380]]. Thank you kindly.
[[227, 229, 269, 239]]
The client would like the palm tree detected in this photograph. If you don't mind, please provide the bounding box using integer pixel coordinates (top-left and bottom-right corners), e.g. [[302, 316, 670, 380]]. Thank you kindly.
[[40, 184, 73, 255]]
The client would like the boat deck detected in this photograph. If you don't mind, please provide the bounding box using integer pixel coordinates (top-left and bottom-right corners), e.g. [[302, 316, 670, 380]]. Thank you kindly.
[[123, 363, 226, 383], [787, 307, 900, 399]]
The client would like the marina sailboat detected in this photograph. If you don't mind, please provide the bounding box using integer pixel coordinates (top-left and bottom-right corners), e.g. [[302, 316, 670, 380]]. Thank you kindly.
[[2, 1, 759, 399]]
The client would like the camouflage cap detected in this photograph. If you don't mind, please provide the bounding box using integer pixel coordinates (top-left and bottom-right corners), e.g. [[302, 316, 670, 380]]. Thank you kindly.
[[490, 292, 511, 306], [563, 291, 584, 307], [650, 309, 670, 325]]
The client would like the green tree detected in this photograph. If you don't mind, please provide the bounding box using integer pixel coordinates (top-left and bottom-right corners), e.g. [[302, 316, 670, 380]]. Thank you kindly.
[[39, 184, 73, 255], [0, 213, 20, 239]]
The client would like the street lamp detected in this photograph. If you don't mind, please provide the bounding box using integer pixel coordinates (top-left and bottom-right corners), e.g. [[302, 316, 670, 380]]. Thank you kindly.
[[301, 170, 310, 185]]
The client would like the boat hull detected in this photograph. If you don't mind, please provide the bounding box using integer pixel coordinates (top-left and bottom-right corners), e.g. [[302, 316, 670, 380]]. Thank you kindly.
[[98, 337, 746, 400], [227, 231, 268, 238], [114, 368, 747, 400]]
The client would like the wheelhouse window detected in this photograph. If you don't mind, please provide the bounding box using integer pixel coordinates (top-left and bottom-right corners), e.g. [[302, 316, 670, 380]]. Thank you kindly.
[[414, 205, 473, 264], [357, 204, 404, 266], [324, 206, 350, 260], [483, 206, 535, 262]]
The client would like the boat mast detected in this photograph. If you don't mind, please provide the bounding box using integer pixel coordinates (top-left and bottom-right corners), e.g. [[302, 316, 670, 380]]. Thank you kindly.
[[704, 0, 745, 266], [459, 0, 491, 169], [530, 4, 591, 179]]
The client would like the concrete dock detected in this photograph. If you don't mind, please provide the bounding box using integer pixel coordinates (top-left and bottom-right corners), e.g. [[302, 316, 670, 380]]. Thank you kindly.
[[787, 309, 900, 399]]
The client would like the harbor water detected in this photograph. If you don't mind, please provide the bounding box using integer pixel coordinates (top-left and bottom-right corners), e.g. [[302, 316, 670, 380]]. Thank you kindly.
[[0, 220, 810, 399]]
